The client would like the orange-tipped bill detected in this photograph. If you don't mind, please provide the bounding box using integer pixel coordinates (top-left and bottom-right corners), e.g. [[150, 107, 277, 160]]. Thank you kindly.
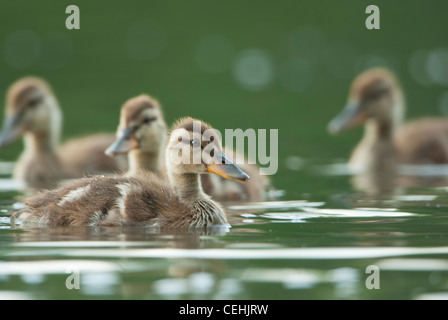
[[206, 153, 250, 182]]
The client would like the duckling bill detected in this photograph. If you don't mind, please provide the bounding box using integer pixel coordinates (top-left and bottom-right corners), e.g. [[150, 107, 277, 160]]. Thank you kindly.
[[12, 117, 249, 229], [206, 152, 249, 182]]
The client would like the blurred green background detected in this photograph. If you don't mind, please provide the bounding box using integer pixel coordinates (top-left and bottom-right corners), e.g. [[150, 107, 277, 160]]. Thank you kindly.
[[1, 0, 448, 194], [3, 1, 448, 301]]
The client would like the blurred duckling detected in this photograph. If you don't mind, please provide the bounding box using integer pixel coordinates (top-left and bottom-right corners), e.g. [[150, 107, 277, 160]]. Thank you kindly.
[[105, 94, 270, 202], [12, 117, 250, 228], [328, 67, 448, 171], [0, 77, 126, 190], [105, 94, 167, 176]]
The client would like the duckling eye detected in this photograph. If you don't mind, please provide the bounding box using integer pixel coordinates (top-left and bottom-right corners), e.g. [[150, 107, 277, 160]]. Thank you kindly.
[[191, 139, 200, 148], [365, 86, 390, 102], [27, 96, 43, 108], [143, 117, 156, 124]]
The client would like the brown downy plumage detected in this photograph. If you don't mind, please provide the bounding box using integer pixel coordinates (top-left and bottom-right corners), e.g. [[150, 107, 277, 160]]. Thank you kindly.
[[328, 68, 448, 168], [105, 94, 270, 202], [0, 77, 126, 190], [11, 117, 250, 228]]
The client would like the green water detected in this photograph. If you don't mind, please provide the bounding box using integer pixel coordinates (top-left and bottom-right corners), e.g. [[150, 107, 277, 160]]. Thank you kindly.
[[2, 167, 448, 300], [1, 0, 448, 300]]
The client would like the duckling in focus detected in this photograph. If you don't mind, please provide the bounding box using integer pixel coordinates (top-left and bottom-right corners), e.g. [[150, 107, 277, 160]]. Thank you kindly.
[[0, 77, 126, 190], [105, 95, 270, 202], [328, 68, 448, 169], [12, 117, 250, 228]]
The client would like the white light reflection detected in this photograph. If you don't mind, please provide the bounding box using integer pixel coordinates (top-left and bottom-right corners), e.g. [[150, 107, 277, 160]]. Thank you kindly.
[[426, 48, 448, 86], [232, 49, 274, 91]]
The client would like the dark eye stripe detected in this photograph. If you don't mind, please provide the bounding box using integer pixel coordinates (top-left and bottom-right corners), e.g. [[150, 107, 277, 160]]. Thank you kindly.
[[364, 87, 390, 101], [142, 117, 156, 124], [28, 96, 43, 107]]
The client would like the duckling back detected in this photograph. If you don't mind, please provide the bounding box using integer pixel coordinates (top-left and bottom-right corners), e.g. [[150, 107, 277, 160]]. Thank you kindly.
[[12, 172, 224, 228], [14, 149, 71, 190], [394, 118, 448, 164], [13, 173, 169, 227], [58, 133, 128, 176]]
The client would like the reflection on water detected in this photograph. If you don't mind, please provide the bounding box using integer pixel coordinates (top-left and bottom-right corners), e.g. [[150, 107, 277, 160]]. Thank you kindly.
[[1, 160, 448, 299], [0, 179, 25, 192], [314, 162, 448, 198], [261, 207, 419, 223]]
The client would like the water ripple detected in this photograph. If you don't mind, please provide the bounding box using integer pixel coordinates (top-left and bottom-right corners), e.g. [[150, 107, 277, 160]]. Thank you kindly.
[[228, 200, 325, 211], [6, 246, 448, 260]]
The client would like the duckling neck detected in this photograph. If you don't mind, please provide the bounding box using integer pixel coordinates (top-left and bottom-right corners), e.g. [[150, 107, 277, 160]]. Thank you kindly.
[[23, 131, 58, 155], [23, 99, 62, 155], [364, 118, 396, 142], [168, 172, 228, 227], [169, 173, 206, 202], [351, 118, 398, 170], [365, 95, 405, 140], [128, 149, 161, 175]]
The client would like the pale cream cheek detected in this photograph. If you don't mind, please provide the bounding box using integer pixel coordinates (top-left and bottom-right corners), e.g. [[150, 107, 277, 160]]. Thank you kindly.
[[371, 96, 394, 120], [22, 105, 48, 131], [167, 146, 206, 174], [22, 97, 60, 133], [135, 126, 163, 152]]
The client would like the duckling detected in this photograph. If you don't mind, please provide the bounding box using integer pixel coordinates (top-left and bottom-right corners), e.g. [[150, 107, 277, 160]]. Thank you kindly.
[[328, 67, 448, 170], [11, 117, 250, 228], [105, 95, 270, 202], [105, 94, 167, 176], [0, 77, 126, 190]]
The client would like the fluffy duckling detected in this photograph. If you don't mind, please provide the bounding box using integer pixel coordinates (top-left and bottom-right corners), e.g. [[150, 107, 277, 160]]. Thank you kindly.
[[0, 77, 125, 190], [105, 95, 270, 202], [105, 94, 167, 176], [11, 117, 250, 228], [328, 68, 448, 170]]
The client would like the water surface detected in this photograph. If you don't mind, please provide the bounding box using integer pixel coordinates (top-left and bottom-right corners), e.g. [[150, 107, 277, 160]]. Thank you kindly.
[[1, 161, 448, 300]]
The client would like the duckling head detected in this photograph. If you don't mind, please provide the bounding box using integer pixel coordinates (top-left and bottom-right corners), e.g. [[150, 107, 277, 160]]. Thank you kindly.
[[328, 68, 404, 134], [105, 94, 167, 157], [166, 117, 250, 182], [0, 77, 61, 148]]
